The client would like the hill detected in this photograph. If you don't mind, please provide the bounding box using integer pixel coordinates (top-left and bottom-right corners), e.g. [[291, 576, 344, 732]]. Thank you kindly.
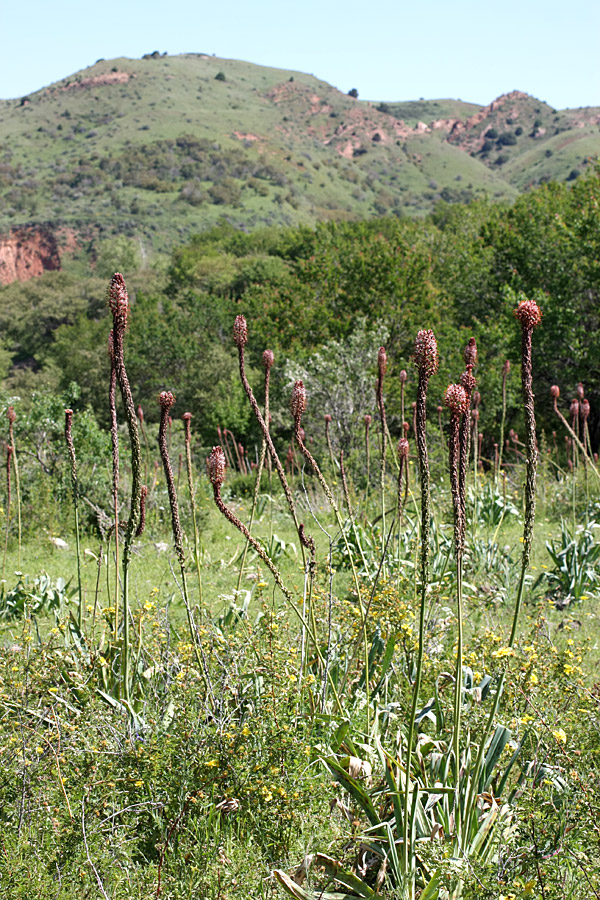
[[0, 54, 599, 280]]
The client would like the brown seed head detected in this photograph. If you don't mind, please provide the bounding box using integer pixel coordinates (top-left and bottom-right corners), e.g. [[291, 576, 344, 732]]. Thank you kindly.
[[576, 382, 585, 400], [464, 337, 478, 367], [581, 398, 590, 420], [471, 408, 480, 423], [514, 298, 542, 330], [403, 421, 409, 437], [378, 346, 387, 377], [107, 273, 129, 327], [364, 414, 372, 427], [460, 367, 477, 395], [7, 406, 16, 425], [399, 369, 408, 384], [290, 380, 307, 421], [444, 383, 469, 415], [262, 348, 274, 369], [550, 384, 560, 399], [502, 359, 511, 376], [472, 390, 481, 408], [233, 314, 248, 347], [159, 391, 176, 413], [397, 438, 409, 460], [207, 446, 227, 488], [413, 329, 439, 378], [182, 412, 192, 422], [570, 398, 579, 419], [324, 413, 332, 423], [136, 405, 144, 424]]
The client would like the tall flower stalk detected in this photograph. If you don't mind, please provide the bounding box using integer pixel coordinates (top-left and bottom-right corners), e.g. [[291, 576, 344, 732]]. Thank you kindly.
[[497, 360, 510, 477], [324, 414, 336, 473], [444, 384, 469, 808], [237, 348, 274, 594], [7, 407, 21, 569], [233, 316, 305, 557], [158, 393, 201, 666], [551, 384, 599, 478], [363, 414, 372, 506], [108, 330, 120, 637], [65, 409, 84, 630], [402, 329, 438, 880], [376, 347, 388, 553], [463, 297, 543, 862], [107, 274, 142, 703], [182, 412, 203, 606], [2, 444, 12, 580]]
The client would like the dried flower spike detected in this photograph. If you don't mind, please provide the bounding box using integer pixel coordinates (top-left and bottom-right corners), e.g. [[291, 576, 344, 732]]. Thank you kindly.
[[460, 367, 476, 396], [207, 446, 227, 488], [159, 391, 175, 412], [378, 346, 387, 376], [107, 273, 129, 328], [397, 438, 409, 460], [399, 369, 408, 384], [413, 330, 439, 378], [550, 384, 560, 400], [444, 384, 469, 416], [464, 337, 478, 367], [262, 348, 274, 369], [290, 380, 307, 422], [514, 298, 542, 330], [233, 315, 248, 348]]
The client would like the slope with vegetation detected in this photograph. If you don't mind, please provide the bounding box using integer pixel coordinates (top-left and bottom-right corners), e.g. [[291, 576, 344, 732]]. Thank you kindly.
[[1, 54, 599, 267]]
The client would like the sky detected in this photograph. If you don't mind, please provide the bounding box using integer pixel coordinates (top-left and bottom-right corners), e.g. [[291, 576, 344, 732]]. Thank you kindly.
[[2, 0, 599, 109]]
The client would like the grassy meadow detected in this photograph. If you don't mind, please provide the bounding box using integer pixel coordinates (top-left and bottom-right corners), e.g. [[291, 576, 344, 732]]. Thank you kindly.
[[0, 279, 599, 900]]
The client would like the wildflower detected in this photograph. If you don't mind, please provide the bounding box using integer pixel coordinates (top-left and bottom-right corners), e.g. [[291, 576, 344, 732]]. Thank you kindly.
[[413, 329, 438, 378], [290, 380, 307, 423], [552, 728, 567, 744], [444, 383, 469, 415], [233, 314, 248, 347], [464, 337, 478, 367], [513, 298, 542, 330], [107, 273, 129, 327], [207, 446, 227, 488]]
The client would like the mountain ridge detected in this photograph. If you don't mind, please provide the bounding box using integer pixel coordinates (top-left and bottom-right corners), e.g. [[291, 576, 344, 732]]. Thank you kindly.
[[0, 53, 599, 283]]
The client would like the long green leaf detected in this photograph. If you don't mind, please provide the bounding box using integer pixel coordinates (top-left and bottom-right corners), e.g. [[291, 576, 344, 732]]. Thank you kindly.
[[314, 854, 376, 898], [324, 757, 380, 826]]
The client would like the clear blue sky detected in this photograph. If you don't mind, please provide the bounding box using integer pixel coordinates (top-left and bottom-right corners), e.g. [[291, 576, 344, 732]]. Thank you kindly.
[[2, 0, 599, 108]]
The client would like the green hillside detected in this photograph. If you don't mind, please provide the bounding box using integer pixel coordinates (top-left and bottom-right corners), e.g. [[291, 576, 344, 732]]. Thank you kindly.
[[0, 54, 599, 260]]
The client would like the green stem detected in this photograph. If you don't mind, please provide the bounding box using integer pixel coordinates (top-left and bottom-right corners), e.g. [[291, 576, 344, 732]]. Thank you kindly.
[[402, 370, 432, 878]]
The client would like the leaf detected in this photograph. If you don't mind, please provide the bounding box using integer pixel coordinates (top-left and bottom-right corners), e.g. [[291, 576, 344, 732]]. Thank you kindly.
[[324, 757, 380, 826], [419, 870, 442, 900], [314, 854, 376, 898], [479, 725, 511, 792], [273, 869, 351, 900]]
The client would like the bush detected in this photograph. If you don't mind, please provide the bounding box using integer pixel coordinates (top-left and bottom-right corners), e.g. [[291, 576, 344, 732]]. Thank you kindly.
[[215, 71, 226, 82], [497, 132, 517, 146], [347, 88, 358, 99]]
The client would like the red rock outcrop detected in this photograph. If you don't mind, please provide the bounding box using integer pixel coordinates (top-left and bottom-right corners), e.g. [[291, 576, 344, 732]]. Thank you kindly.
[[0, 226, 77, 286]]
